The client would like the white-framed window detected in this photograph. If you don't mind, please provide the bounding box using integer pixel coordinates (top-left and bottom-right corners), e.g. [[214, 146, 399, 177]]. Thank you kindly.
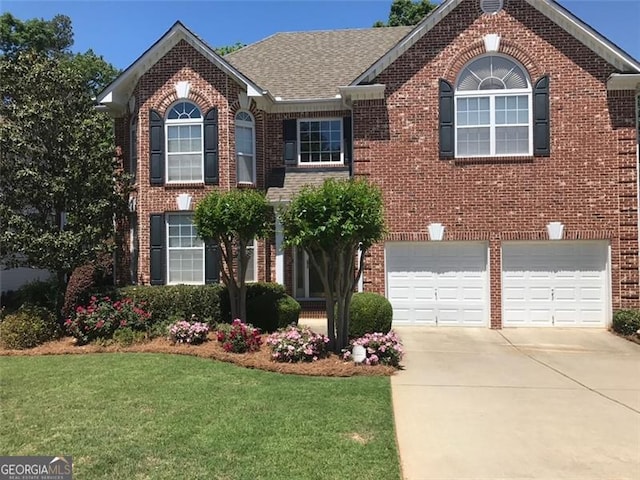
[[165, 101, 203, 183], [130, 116, 137, 182], [298, 119, 342, 164], [244, 240, 257, 282], [235, 111, 255, 184], [455, 55, 532, 157], [166, 213, 204, 284]]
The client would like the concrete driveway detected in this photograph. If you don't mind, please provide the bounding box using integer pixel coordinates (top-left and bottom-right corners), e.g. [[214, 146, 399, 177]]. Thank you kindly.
[[391, 328, 640, 480]]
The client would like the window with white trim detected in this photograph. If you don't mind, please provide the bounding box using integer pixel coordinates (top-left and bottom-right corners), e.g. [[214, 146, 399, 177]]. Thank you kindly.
[[235, 111, 255, 184], [130, 116, 137, 182], [455, 55, 532, 157], [166, 102, 203, 182], [298, 119, 342, 164], [167, 213, 204, 284]]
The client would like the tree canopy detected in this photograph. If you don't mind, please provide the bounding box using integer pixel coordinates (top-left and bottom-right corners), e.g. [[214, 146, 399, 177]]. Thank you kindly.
[[374, 0, 438, 27], [0, 14, 125, 286], [194, 189, 272, 322], [0, 12, 73, 57], [214, 42, 245, 56], [280, 179, 385, 351]]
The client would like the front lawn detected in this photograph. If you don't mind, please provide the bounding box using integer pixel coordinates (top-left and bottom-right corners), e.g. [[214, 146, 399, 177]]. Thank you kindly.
[[0, 354, 400, 479]]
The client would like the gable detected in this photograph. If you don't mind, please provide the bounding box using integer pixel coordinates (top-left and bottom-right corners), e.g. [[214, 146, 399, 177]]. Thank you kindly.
[[96, 22, 264, 116], [354, 0, 640, 87]]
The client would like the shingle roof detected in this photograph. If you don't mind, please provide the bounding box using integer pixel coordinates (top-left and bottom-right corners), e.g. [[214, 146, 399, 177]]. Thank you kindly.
[[225, 27, 413, 100], [266, 167, 350, 203]]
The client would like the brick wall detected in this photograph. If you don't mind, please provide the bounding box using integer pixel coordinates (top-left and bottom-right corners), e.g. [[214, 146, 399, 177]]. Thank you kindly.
[[112, 0, 638, 327], [352, 0, 639, 326]]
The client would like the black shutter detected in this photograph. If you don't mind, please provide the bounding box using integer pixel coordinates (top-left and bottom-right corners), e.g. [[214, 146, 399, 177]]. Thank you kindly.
[[204, 108, 219, 184], [283, 119, 297, 165], [149, 110, 164, 185], [149, 214, 165, 285], [439, 79, 455, 158], [343, 116, 353, 170], [533, 75, 550, 157], [204, 241, 220, 284]]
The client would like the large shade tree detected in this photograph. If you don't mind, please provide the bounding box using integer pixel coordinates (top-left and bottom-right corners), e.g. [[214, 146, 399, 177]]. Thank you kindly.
[[374, 0, 437, 27], [194, 189, 272, 322], [280, 179, 385, 352], [0, 14, 125, 289]]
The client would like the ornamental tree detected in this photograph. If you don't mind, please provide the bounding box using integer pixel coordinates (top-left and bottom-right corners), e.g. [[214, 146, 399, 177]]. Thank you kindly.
[[194, 189, 272, 322], [0, 14, 125, 294], [280, 179, 385, 352]]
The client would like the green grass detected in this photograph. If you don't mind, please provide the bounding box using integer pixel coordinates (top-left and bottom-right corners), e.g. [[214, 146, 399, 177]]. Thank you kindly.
[[0, 354, 400, 479]]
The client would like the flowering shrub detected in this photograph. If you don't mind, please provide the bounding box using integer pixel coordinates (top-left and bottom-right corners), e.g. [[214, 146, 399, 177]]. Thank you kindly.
[[216, 319, 262, 353], [169, 319, 210, 345], [343, 331, 404, 367], [266, 325, 330, 363], [65, 296, 151, 345]]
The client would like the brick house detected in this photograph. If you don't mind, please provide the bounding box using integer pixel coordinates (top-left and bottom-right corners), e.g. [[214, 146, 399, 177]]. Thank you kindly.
[[97, 0, 640, 328]]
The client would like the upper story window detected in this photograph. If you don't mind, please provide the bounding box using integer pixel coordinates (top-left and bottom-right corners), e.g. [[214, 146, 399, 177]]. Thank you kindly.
[[235, 111, 255, 184], [165, 102, 203, 183], [455, 55, 532, 157], [298, 119, 342, 164]]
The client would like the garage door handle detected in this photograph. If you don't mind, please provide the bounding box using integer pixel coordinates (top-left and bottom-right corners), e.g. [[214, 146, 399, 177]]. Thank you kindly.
[[551, 287, 554, 300]]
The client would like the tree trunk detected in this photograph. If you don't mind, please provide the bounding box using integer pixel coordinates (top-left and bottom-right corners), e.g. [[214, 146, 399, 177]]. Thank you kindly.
[[221, 238, 240, 322]]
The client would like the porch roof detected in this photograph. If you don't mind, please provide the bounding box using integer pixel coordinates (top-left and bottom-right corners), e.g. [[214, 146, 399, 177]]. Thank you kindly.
[[265, 167, 350, 203]]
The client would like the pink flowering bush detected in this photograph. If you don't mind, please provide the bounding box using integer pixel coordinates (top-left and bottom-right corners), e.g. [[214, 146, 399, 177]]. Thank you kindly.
[[65, 296, 151, 345], [266, 325, 330, 363], [169, 319, 210, 345], [216, 319, 262, 353], [343, 331, 404, 367]]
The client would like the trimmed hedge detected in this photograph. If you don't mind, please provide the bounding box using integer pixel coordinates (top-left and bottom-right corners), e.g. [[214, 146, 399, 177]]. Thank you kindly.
[[277, 295, 302, 328], [612, 309, 640, 336], [0, 307, 58, 350], [348, 292, 393, 338], [118, 285, 224, 325], [220, 282, 300, 332]]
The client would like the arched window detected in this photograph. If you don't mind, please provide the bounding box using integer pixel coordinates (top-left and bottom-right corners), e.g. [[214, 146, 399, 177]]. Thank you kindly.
[[235, 111, 255, 184], [165, 101, 203, 182], [455, 55, 532, 156]]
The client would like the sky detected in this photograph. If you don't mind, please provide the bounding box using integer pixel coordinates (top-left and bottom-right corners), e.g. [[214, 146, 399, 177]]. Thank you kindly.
[[2, 0, 639, 70]]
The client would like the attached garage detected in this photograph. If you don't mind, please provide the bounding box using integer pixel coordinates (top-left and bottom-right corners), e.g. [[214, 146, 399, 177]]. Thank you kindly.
[[386, 242, 489, 326], [502, 241, 610, 327]]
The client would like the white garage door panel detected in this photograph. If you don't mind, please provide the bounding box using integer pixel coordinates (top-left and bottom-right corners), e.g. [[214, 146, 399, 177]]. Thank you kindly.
[[386, 242, 489, 326], [502, 241, 609, 327]]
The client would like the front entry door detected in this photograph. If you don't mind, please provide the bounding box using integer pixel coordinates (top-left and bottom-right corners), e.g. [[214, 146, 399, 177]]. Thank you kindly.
[[294, 248, 325, 299]]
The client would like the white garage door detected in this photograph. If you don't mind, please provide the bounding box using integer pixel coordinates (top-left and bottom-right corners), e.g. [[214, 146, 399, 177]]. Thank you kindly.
[[386, 242, 489, 326], [502, 241, 609, 327]]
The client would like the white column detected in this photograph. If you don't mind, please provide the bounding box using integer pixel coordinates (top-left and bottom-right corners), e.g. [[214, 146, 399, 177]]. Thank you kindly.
[[275, 217, 284, 285]]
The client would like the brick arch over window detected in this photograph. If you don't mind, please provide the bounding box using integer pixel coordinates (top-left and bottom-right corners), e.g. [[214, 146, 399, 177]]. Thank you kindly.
[[155, 88, 212, 116], [443, 39, 542, 84], [229, 98, 262, 121]]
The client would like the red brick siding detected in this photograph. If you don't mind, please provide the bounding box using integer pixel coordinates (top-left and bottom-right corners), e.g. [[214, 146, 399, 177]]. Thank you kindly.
[[353, 0, 638, 326], [112, 1, 639, 328]]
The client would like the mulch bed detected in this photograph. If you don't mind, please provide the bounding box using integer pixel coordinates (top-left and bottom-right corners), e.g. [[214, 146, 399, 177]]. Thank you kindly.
[[0, 334, 398, 377]]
